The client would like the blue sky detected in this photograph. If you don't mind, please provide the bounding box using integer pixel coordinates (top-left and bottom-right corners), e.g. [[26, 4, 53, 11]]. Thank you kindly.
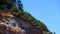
[[22, 0, 60, 34]]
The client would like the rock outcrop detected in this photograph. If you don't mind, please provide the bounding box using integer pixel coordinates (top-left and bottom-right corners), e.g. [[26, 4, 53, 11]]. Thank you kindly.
[[0, 10, 52, 34]]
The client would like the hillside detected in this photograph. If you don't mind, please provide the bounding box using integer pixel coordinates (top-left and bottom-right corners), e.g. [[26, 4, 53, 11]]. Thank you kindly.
[[0, 0, 52, 34]]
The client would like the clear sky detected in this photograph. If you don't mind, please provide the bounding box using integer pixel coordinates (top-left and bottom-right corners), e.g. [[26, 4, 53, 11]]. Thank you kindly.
[[22, 0, 60, 34]]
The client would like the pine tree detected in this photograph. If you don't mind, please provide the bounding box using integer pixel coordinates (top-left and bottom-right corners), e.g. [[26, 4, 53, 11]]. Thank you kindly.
[[0, 0, 23, 10], [17, 0, 23, 10], [0, 0, 12, 10], [54, 32, 56, 34]]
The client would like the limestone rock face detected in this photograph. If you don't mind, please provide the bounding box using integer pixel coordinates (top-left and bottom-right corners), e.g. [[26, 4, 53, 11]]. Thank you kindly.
[[0, 10, 51, 34]]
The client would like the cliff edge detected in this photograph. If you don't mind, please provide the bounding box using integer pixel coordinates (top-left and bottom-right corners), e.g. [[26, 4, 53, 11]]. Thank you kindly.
[[0, 10, 52, 34]]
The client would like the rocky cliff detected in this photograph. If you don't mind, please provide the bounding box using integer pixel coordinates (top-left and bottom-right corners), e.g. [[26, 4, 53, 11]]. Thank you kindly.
[[0, 0, 52, 34], [0, 10, 52, 34]]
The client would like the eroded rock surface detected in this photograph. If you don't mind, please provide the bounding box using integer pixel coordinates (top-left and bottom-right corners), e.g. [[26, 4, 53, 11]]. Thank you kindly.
[[0, 10, 51, 34]]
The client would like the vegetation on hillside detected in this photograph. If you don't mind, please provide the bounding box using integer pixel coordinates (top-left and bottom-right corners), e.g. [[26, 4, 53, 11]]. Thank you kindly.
[[0, 0, 52, 34]]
